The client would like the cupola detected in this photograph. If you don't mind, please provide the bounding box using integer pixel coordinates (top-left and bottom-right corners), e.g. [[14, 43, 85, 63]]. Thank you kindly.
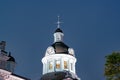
[[41, 17, 80, 80]]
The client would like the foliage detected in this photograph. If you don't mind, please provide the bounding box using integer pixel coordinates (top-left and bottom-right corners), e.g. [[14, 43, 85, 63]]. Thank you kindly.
[[104, 52, 120, 80]]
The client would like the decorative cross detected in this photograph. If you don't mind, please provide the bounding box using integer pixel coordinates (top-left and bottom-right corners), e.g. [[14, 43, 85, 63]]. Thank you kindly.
[[57, 16, 62, 28]]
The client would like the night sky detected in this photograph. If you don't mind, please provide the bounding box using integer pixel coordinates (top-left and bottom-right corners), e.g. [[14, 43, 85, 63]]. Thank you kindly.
[[0, 0, 120, 80]]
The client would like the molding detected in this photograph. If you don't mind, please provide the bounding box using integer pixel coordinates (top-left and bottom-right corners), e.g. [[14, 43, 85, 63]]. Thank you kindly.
[[0, 69, 26, 80]]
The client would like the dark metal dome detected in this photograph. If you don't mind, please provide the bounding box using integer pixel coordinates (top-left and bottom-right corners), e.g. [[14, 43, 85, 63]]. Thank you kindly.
[[55, 28, 63, 33], [51, 42, 69, 54], [7, 53, 15, 62], [7, 56, 15, 62]]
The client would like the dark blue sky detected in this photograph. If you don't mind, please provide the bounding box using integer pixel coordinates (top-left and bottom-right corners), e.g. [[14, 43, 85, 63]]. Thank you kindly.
[[0, 0, 120, 80]]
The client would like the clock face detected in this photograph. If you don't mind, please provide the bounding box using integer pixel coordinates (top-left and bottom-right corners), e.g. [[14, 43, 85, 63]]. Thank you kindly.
[[46, 46, 55, 55], [68, 48, 74, 55]]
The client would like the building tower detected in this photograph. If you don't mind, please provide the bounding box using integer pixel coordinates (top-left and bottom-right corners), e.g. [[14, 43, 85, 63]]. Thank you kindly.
[[0, 41, 16, 73], [41, 17, 80, 80], [0, 41, 30, 80]]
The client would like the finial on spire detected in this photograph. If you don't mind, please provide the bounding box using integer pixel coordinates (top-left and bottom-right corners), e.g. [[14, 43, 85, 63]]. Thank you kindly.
[[57, 16, 62, 28]]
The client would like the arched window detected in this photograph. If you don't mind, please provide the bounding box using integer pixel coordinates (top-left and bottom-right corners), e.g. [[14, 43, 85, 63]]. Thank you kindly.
[[64, 61, 68, 69], [49, 61, 53, 70], [70, 63, 73, 71], [56, 60, 60, 69]]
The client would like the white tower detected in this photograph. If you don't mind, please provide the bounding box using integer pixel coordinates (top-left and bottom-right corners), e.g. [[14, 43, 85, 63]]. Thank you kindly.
[[41, 17, 80, 80]]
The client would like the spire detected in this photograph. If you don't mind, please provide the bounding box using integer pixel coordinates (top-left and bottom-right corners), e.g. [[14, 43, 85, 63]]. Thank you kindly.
[[54, 16, 64, 42], [57, 16, 62, 28], [55, 16, 63, 33]]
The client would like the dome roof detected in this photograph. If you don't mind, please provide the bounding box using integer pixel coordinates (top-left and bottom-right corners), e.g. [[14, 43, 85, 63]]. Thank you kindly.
[[51, 42, 69, 54], [7, 53, 15, 62], [55, 28, 63, 33], [7, 56, 15, 62]]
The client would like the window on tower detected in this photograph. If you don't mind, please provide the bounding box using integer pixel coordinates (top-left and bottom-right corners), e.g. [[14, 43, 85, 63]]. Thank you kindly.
[[56, 60, 60, 69], [70, 63, 73, 71], [49, 61, 53, 70], [64, 61, 68, 69], [0, 60, 5, 69]]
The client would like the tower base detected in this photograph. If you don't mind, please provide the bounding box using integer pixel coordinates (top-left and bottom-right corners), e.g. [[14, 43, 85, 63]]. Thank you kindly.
[[40, 71, 80, 80]]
